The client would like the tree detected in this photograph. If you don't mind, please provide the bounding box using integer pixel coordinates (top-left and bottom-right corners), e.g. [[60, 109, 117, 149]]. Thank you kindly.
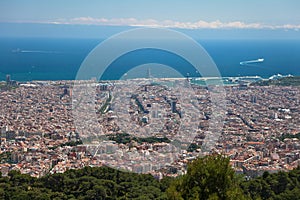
[[240, 167, 300, 199], [0, 188, 5, 200], [167, 154, 248, 200]]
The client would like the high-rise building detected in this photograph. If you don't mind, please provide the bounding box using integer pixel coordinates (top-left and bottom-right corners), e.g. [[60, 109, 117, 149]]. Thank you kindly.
[[251, 95, 257, 103], [100, 84, 108, 91], [69, 88, 72, 97], [63, 88, 68, 95], [171, 100, 177, 113], [185, 72, 192, 83], [6, 74, 11, 85]]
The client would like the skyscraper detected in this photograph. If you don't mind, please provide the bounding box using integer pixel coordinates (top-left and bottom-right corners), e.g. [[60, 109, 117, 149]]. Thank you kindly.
[[171, 100, 177, 113], [6, 74, 11, 85]]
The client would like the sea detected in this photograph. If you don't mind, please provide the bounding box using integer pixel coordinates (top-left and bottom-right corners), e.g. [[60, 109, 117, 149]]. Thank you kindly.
[[0, 37, 299, 81]]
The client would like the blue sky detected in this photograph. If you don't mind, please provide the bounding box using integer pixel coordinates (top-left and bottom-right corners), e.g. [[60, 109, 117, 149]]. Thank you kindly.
[[1, 0, 300, 29]]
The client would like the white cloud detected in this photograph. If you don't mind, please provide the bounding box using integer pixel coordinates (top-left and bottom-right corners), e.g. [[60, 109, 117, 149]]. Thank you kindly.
[[49, 17, 300, 30]]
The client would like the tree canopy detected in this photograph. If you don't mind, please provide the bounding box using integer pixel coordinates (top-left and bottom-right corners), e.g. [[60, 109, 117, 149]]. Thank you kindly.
[[0, 155, 300, 199], [167, 154, 248, 200]]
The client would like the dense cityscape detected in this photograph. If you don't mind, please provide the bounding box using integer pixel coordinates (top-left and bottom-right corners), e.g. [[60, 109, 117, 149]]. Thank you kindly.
[[0, 76, 299, 180]]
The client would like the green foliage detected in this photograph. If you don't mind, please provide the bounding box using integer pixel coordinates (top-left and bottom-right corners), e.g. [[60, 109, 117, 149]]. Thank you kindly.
[[109, 133, 132, 144], [49, 140, 83, 150], [60, 140, 83, 147], [241, 166, 300, 200], [187, 143, 201, 152], [108, 133, 170, 144], [0, 166, 168, 199], [279, 132, 300, 141], [0, 155, 300, 199], [0, 152, 12, 164], [167, 154, 248, 200]]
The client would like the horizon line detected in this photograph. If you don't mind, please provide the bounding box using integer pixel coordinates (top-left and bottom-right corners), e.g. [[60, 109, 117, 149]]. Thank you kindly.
[[1, 18, 300, 31]]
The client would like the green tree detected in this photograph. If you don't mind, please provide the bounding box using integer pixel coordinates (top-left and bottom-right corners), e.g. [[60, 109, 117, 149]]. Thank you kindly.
[[167, 154, 248, 200], [241, 167, 300, 199], [0, 188, 5, 200]]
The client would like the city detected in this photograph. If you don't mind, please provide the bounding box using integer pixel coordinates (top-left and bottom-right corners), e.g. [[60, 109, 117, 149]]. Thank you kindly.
[[0, 77, 299, 179]]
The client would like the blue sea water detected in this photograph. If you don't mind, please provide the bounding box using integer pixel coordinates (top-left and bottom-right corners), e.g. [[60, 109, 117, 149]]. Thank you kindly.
[[0, 37, 299, 81]]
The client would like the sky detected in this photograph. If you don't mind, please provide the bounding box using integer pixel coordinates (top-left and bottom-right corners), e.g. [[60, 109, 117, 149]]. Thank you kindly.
[[1, 0, 300, 30]]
